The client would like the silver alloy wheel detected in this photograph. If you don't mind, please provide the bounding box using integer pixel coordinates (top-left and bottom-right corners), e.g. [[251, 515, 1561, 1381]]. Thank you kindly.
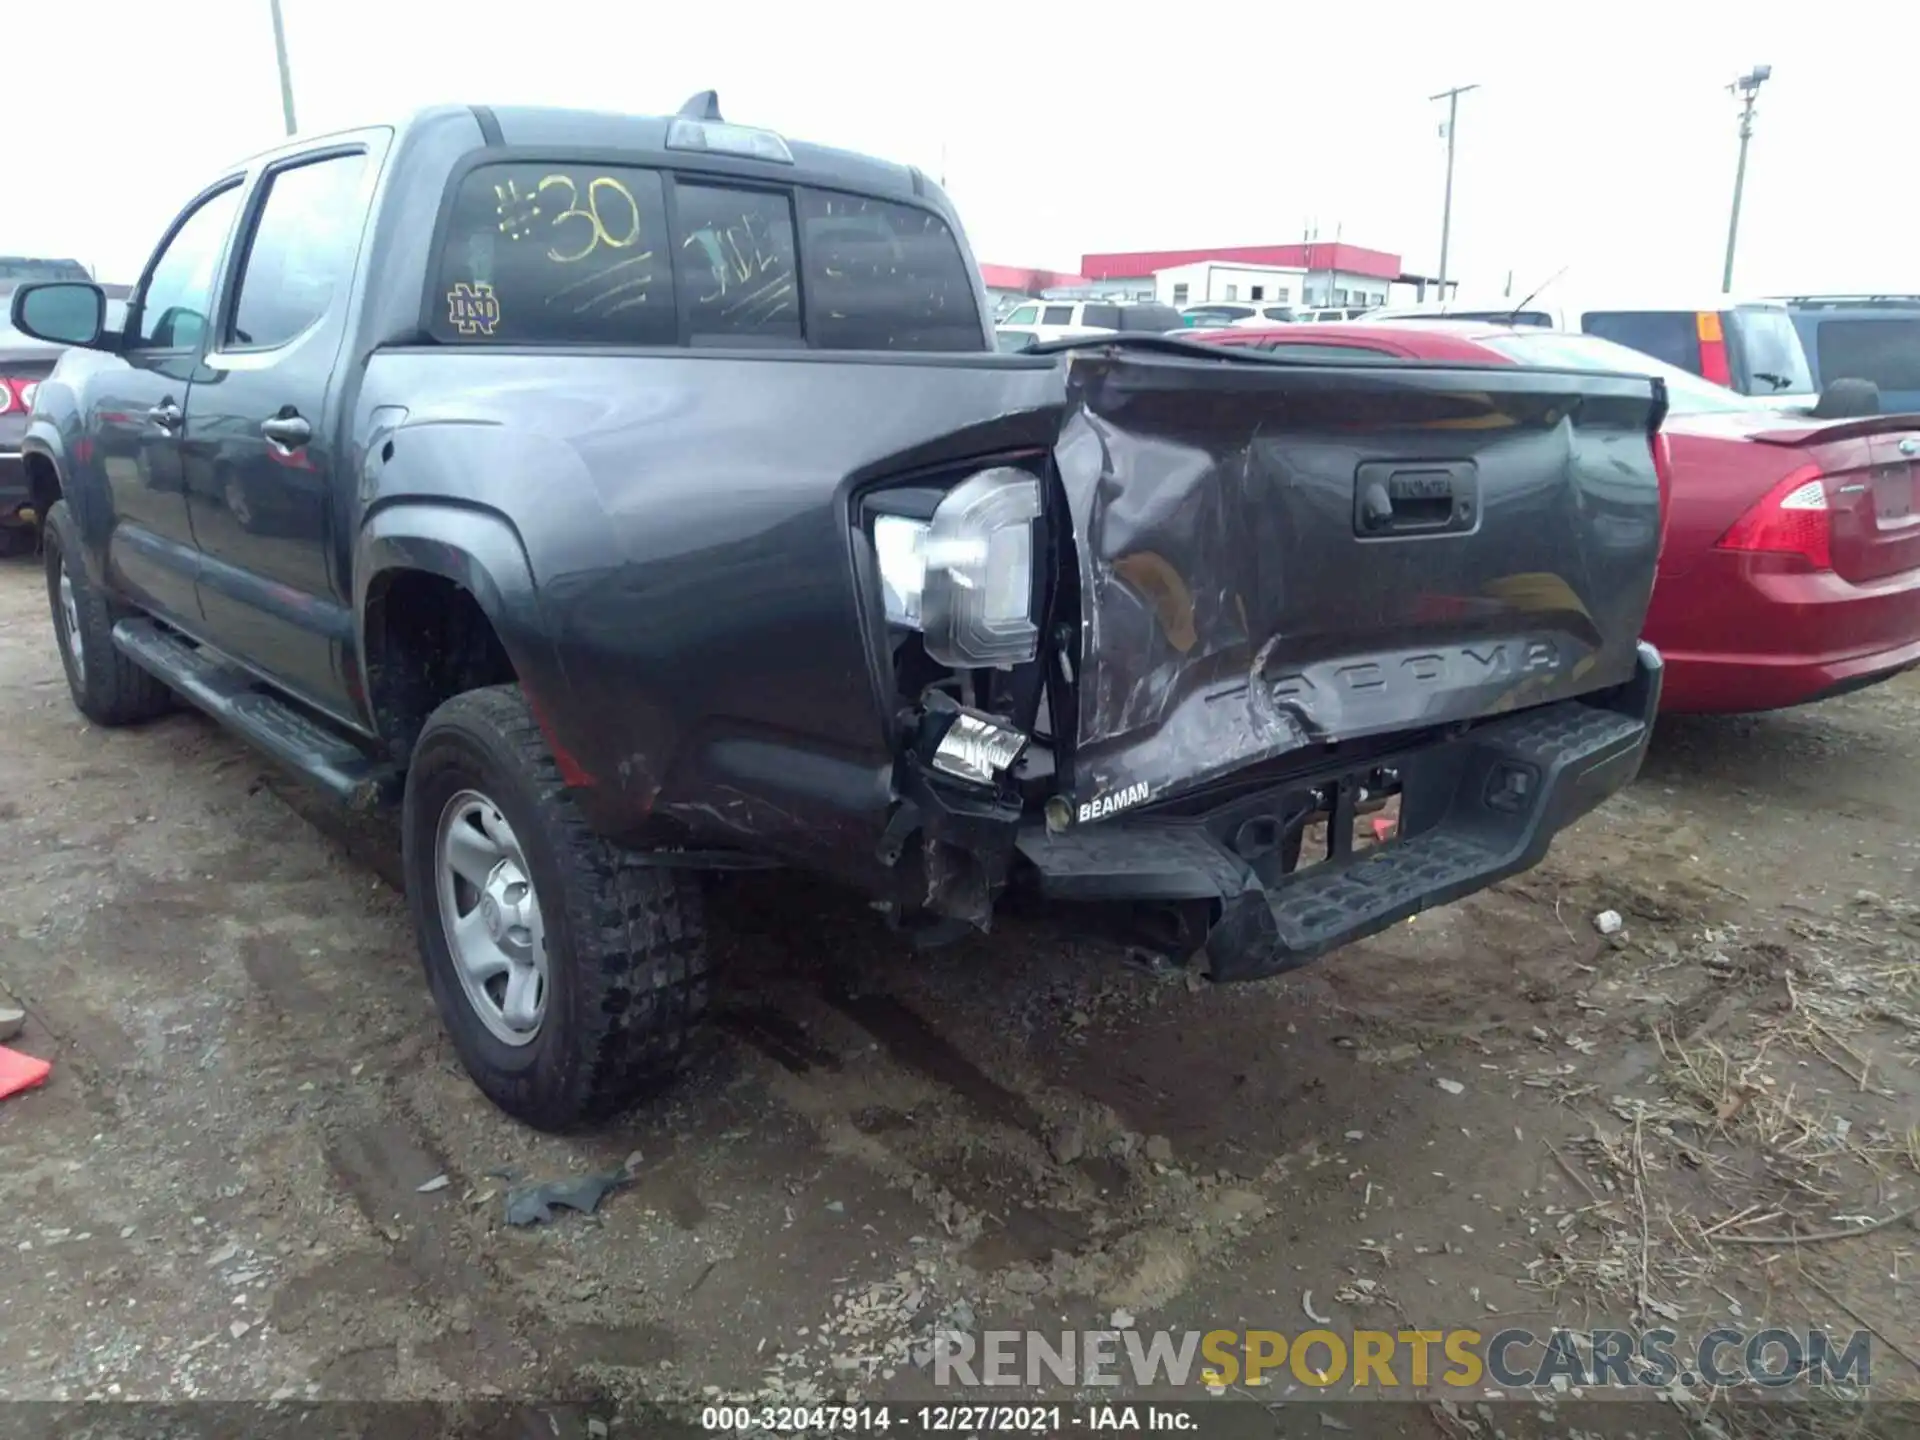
[[57, 555, 85, 683], [435, 789, 548, 1047]]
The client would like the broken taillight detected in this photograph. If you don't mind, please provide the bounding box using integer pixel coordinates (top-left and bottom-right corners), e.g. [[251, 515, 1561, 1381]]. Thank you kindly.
[[1716, 462, 1831, 570]]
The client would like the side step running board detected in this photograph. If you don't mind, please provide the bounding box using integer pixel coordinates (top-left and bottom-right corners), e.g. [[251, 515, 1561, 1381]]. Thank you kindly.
[[112, 619, 401, 811]]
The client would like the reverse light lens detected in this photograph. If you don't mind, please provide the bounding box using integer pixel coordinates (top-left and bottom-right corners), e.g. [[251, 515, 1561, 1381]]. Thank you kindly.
[[1717, 464, 1831, 570], [874, 514, 928, 627], [872, 468, 1043, 669]]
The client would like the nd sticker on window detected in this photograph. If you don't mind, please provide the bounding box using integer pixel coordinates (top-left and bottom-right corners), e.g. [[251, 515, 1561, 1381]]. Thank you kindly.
[[447, 281, 500, 336]]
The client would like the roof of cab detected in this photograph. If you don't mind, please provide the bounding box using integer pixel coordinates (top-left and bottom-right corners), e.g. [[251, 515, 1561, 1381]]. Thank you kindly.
[[479, 102, 928, 201], [239, 97, 935, 208]]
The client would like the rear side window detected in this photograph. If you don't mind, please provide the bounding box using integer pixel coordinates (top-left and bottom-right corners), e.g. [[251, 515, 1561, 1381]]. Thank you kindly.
[[1116, 304, 1182, 332], [432, 162, 675, 345], [1042, 305, 1074, 325], [1186, 305, 1252, 324], [797, 191, 980, 351], [1580, 311, 1700, 373], [230, 152, 368, 349], [1816, 318, 1920, 392], [1731, 306, 1816, 395], [1079, 303, 1120, 330]]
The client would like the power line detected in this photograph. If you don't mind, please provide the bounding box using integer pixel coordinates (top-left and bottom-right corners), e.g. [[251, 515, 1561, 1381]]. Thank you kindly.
[[1430, 83, 1478, 301]]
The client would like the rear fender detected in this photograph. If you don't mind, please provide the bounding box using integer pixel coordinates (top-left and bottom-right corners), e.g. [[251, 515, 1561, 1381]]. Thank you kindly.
[[353, 500, 563, 745]]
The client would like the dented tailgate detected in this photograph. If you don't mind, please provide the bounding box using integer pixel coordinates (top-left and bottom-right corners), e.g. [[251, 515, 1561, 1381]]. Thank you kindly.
[[1052, 348, 1667, 820]]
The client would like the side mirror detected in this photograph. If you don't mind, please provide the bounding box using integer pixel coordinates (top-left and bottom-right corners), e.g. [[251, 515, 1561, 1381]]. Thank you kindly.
[[10, 281, 109, 348]]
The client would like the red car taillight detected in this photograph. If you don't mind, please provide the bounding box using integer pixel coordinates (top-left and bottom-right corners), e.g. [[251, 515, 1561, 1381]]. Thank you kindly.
[[1651, 428, 1674, 561], [0, 378, 36, 413], [1716, 462, 1831, 570], [1695, 311, 1734, 387]]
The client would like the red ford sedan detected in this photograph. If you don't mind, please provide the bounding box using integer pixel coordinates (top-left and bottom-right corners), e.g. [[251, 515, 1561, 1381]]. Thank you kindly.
[[1197, 323, 1920, 714]]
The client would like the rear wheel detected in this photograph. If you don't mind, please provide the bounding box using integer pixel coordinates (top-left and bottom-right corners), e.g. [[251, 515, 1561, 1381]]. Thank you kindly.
[[402, 684, 709, 1130], [42, 500, 174, 726]]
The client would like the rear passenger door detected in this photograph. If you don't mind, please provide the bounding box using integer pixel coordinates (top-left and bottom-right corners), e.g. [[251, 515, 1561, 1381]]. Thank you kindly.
[[181, 139, 384, 723]]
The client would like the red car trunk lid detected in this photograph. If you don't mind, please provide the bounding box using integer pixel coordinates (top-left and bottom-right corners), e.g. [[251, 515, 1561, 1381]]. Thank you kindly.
[[1752, 417, 1920, 583]]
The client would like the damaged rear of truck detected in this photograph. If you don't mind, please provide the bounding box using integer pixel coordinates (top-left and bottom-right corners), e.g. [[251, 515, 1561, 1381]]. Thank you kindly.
[[16, 100, 1668, 1129], [491, 336, 1668, 985]]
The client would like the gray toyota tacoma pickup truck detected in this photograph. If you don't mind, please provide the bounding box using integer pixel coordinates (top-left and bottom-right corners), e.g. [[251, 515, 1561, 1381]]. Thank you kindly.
[[10, 96, 1668, 1130]]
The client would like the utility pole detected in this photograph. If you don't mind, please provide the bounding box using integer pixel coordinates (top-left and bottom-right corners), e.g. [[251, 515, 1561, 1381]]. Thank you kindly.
[[1431, 83, 1478, 302], [1721, 65, 1771, 293], [268, 0, 298, 136]]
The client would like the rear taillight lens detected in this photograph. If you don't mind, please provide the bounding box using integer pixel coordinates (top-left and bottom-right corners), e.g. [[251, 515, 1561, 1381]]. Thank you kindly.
[[1696, 311, 1733, 387], [0, 378, 35, 413], [1716, 462, 1830, 570], [0, 386, 11, 416], [1651, 429, 1674, 560]]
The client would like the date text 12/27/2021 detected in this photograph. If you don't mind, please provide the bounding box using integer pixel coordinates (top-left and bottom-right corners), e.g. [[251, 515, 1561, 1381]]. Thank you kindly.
[[699, 1405, 1200, 1432]]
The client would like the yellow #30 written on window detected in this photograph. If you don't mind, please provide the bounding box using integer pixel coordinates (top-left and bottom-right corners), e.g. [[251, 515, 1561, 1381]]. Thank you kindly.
[[493, 174, 644, 263]]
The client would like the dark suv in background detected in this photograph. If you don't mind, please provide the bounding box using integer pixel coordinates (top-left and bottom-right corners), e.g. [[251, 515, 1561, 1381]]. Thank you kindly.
[[1780, 295, 1920, 415]]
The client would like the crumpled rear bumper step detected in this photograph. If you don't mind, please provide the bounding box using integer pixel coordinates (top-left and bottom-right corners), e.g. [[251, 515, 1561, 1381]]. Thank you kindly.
[[1017, 646, 1662, 982]]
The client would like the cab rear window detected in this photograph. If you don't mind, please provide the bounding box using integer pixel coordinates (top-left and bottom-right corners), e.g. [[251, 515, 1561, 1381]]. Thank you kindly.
[[430, 161, 983, 352]]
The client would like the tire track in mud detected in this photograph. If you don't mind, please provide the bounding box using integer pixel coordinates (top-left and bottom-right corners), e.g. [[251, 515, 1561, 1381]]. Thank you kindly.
[[722, 963, 1303, 1342]]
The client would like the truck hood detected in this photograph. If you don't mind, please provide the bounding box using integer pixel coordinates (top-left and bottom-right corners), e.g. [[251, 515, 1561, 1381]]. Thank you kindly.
[[1049, 346, 1667, 817]]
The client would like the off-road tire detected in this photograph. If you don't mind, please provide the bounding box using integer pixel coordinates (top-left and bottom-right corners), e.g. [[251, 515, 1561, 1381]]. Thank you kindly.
[[42, 499, 175, 726], [402, 684, 709, 1130]]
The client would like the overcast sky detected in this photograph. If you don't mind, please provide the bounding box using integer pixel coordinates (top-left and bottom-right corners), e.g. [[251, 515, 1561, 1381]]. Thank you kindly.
[[10, 1, 1913, 300]]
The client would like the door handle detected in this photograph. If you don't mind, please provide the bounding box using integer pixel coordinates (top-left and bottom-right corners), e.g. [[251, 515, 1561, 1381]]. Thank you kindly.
[[147, 401, 182, 430], [261, 414, 312, 448]]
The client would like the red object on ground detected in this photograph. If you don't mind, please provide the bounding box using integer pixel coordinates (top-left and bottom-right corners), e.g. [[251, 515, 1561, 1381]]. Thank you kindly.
[[0, 1046, 52, 1100], [1370, 816, 1396, 842], [1198, 323, 1920, 715]]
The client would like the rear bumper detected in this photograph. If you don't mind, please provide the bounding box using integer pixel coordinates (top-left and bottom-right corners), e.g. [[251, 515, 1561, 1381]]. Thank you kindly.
[[1662, 638, 1920, 712], [1014, 643, 1663, 982], [1650, 555, 1920, 713]]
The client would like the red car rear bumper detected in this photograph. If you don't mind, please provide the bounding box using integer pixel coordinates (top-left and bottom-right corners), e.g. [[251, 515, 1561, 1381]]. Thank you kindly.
[[1648, 554, 1920, 713]]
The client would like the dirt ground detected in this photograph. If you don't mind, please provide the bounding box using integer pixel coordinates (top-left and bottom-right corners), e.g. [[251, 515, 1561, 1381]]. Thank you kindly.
[[2, 550, 1916, 1434]]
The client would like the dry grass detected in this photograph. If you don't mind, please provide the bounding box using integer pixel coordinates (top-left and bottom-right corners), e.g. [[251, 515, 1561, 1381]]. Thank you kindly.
[[1516, 893, 1920, 1402]]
